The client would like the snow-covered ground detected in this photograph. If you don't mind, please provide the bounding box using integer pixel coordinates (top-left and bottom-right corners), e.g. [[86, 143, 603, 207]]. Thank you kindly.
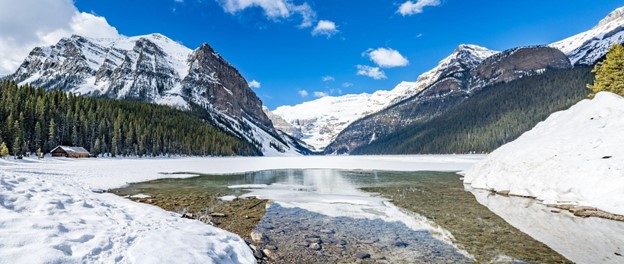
[[0, 155, 481, 263], [463, 92, 624, 216]]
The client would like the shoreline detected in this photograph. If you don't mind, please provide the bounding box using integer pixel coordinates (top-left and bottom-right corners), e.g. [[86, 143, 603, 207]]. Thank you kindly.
[[484, 189, 624, 222]]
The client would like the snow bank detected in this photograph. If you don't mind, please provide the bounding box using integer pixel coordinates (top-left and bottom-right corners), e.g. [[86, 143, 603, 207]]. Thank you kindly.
[[463, 92, 624, 215], [0, 155, 481, 263], [0, 167, 254, 264]]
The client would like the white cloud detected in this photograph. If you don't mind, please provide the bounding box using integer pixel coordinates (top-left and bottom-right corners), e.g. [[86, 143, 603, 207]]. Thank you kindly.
[[218, 0, 316, 28], [356, 65, 386, 80], [0, 0, 120, 75], [322, 75, 335, 82], [298, 89, 309, 97], [248, 80, 261, 88], [313, 91, 328, 98], [312, 20, 339, 36], [398, 0, 441, 16], [364, 47, 409, 68], [342, 82, 353, 88]]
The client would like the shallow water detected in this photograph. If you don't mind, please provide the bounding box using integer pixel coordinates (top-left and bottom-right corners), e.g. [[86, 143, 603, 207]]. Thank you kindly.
[[114, 169, 624, 263]]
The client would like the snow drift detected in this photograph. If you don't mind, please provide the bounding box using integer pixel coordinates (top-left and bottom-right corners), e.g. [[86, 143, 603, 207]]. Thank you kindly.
[[463, 92, 624, 215]]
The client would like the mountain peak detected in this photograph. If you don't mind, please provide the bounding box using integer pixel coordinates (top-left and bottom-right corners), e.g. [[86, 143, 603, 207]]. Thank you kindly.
[[551, 6, 624, 65], [596, 6, 624, 28], [453, 44, 497, 60]]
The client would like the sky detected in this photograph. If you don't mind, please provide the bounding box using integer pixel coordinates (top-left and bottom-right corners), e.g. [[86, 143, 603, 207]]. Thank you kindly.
[[1, 0, 623, 109]]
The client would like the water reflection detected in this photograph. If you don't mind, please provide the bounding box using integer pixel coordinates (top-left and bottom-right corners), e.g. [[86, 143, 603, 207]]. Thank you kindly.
[[468, 187, 624, 264], [227, 169, 471, 258]]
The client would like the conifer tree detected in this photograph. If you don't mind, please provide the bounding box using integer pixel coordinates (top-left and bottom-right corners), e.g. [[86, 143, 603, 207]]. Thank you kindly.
[[12, 137, 21, 157], [588, 44, 624, 98]]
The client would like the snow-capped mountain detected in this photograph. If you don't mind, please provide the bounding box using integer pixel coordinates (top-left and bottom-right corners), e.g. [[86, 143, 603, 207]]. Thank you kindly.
[[7, 33, 305, 156], [551, 7, 624, 65], [271, 44, 497, 150], [326, 46, 570, 154]]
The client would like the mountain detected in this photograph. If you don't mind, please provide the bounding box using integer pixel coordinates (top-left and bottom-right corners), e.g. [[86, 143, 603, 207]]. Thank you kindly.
[[325, 46, 570, 154], [353, 67, 592, 154], [271, 45, 497, 150], [551, 7, 624, 65], [6, 33, 306, 156]]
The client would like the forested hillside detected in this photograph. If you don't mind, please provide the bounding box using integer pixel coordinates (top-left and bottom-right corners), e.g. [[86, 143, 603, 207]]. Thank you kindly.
[[0, 81, 260, 157], [352, 67, 594, 154]]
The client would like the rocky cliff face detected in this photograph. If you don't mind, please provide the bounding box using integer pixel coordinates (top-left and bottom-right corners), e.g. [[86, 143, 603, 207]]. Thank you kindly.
[[182, 43, 273, 132], [6, 33, 303, 156], [325, 46, 571, 154]]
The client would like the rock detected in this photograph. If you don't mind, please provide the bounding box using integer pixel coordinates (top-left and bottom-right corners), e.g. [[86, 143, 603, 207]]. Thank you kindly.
[[91, 188, 106, 193], [355, 252, 371, 259], [209, 212, 227, 217], [393, 241, 409, 248], [320, 229, 335, 234], [250, 231, 268, 244], [309, 243, 322, 250], [306, 237, 322, 244], [253, 249, 264, 259], [181, 213, 194, 219], [265, 245, 278, 250], [262, 249, 277, 259]]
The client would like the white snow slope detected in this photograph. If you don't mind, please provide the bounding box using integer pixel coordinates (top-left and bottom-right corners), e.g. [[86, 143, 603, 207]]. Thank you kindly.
[[463, 92, 624, 216], [0, 155, 481, 263], [273, 45, 497, 150], [272, 82, 420, 150], [551, 6, 624, 65]]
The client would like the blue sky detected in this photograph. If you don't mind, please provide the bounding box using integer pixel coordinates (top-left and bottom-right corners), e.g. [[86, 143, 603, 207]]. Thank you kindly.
[[71, 0, 624, 109]]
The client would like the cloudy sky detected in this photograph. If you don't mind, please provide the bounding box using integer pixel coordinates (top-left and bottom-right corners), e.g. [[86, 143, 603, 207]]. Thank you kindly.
[[0, 0, 622, 108]]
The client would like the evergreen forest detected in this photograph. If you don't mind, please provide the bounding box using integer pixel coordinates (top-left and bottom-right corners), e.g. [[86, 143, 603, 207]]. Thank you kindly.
[[0, 81, 260, 158]]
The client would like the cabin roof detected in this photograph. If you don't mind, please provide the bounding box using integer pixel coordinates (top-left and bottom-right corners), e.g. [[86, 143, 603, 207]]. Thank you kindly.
[[51, 146, 90, 154]]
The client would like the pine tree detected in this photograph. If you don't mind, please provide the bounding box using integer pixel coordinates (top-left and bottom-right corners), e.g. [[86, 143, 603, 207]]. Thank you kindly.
[[48, 119, 57, 149], [588, 44, 624, 98], [12, 137, 21, 157], [93, 138, 101, 156], [0, 142, 9, 158]]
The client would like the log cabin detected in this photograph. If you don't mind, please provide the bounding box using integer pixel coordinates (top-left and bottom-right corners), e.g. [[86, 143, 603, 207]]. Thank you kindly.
[[50, 146, 91, 158]]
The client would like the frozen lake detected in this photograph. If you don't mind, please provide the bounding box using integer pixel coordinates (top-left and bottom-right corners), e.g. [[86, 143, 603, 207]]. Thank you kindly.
[[2, 155, 624, 263]]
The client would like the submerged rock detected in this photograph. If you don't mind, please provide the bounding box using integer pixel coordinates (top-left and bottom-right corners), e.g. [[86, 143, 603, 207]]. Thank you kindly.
[[251, 230, 268, 244]]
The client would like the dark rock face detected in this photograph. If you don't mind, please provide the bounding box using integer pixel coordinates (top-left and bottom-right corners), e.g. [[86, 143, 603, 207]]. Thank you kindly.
[[325, 46, 572, 154], [182, 44, 273, 132], [472, 46, 571, 87]]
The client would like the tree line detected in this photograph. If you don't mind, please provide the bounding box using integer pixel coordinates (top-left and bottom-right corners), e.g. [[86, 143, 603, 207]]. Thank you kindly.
[[0, 81, 260, 158]]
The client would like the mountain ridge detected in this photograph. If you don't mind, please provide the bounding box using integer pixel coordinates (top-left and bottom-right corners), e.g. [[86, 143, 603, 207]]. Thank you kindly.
[[5, 33, 306, 156], [271, 44, 497, 150]]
